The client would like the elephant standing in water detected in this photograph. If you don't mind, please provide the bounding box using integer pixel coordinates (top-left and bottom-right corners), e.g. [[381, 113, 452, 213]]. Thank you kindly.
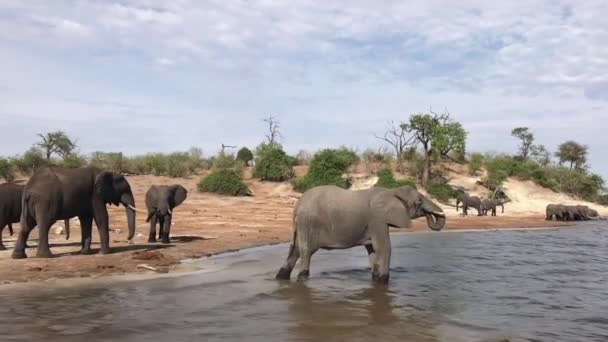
[[275, 185, 446, 284], [12, 167, 137, 259], [456, 192, 482, 216], [145, 185, 187, 243], [0, 183, 69, 250]]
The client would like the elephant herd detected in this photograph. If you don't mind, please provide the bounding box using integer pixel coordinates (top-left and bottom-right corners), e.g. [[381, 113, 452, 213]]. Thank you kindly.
[[456, 191, 506, 216], [545, 204, 600, 221], [0, 166, 187, 258]]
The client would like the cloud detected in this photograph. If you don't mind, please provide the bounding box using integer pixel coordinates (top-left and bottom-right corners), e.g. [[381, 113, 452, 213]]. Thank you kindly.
[[0, 0, 607, 179]]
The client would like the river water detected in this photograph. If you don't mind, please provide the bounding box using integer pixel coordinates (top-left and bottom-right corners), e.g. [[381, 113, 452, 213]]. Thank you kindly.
[[1, 223, 608, 342]]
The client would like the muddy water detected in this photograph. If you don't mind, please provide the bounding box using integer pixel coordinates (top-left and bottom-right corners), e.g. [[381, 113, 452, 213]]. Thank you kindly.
[[1, 223, 608, 342]]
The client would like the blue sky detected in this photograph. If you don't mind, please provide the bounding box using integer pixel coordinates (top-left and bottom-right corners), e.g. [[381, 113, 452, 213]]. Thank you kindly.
[[0, 1, 607, 180]]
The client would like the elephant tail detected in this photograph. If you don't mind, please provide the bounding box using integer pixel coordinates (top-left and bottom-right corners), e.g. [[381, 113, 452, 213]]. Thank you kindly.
[[20, 192, 33, 231], [8, 223, 13, 236]]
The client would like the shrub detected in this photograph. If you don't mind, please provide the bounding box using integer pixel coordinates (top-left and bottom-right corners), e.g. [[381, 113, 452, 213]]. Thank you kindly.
[[236, 147, 254, 166], [62, 154, 87, 168], [212, 152, 244, 174], [90, 152, 126, 173], [426, 181, 457, 203], [12, 147, 47, 174], [166, 152, 191, 178], [375, 168, 416, 188], [0, 158, 16, 182], [198, 169, 251, 196], [293, 147, 359, 192], [468, 153, 484, 176], [253, 143, 294, 182]]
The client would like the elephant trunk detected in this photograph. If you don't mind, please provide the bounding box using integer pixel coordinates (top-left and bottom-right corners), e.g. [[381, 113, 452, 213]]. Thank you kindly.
[[121, 193, 137, 240], [421, 197, 446, 231]]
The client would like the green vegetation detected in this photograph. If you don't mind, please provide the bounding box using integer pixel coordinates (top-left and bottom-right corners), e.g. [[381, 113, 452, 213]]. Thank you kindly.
[[402, 111, 467, 185], [62, 153, 87, 169], [468, 153, 484, 176], [425, 180, 457, 203], [293, 147, 359, 192], [236, 147, 254, 166], [0, 158, 16, 182], [197, 168, 251, 196], [253, 143, 295, 182], [375, 168, 415, 188]]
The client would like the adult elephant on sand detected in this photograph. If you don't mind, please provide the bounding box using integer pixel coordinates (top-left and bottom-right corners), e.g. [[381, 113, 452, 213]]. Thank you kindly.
[[275, 185, 446, 284], [12, 166, 138, 259], [456, 192, 482, 216]]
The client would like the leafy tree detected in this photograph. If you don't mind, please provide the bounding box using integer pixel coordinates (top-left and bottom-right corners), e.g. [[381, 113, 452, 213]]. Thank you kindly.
[[253, 143, 294, 181], [36, 131, 77, 161], [293, 148, 358, 192], [511, 127, 534, 161], [531, 144, 551, 167], [12, 147, 47, 174], [236, 147, 254, 166], [402, 109, 467, 185], [555, 141, 587, 170], [0, 158, 16, 182], [468, 153, 484, 176]]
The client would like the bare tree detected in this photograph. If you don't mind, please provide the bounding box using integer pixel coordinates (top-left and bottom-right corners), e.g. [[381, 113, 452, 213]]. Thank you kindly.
[[263, 115, 282, 145], [374, 121, 415, 172], [220, 143, 237, 154]]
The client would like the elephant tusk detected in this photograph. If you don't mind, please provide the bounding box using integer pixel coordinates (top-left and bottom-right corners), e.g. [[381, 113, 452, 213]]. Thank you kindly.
[[127, 204, 146, 214], [168, 208, 172, 215], [431, 211, 445, 217]]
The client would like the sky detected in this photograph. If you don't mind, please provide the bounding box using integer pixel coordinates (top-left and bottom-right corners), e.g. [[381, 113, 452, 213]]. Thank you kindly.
[[0, 1, 607, 180]]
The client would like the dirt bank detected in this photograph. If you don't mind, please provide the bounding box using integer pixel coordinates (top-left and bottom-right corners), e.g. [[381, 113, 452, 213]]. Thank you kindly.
[[0, 172, 575, 284]]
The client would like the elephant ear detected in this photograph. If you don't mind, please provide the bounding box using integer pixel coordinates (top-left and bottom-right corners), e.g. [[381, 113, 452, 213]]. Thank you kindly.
[[94, 171, 117, 205], [370, 191, 412, 228], [169, 184, 188, 207]]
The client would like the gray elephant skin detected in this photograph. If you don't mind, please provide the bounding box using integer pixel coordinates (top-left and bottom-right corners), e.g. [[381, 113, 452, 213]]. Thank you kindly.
[[275, 185, 446, 284], [12, 166, 137, 259], [481, 198, 505, 216], [0, 183, 70, 250], [546, 204, 599, 221], [145, 185, 187, 243], [456, 192, 482, 216]]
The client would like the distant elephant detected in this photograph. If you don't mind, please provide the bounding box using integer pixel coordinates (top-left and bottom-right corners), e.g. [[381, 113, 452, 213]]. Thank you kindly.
[[546, 204, 567, 221], [145, 185, 187, 243], [481, 198, 505, 216], [0, 183, 69, 250], [456, 192, 482, 216], [275, 185, 446, 284], [12, 166, 137, 259], [565, 205, 595, 221]]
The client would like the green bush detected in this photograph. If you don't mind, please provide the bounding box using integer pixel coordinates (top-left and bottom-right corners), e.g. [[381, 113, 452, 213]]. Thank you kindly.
[[468, 153, 484, 176], [90, 152, 126, 173], [375, 168, 416, 188], [253, 143, 294, 182], [212, 152, 244, 174], [166, 152, 191, 178], [12, 147, 47, 174], [198, 168, 251, 196], [426, 181, 457, 203], [0, 158, 16, 182], [293, 147, 359, 192], [62, 154, 87, 169], [236, 147, 254, 166]]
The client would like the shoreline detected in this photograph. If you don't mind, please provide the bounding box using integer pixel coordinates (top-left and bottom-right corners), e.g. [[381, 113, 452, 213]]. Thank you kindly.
[[0, 215, 574, 287]]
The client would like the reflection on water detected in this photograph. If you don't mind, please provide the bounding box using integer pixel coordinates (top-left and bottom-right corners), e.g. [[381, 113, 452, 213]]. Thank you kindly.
[[1, 222, 608, 342]]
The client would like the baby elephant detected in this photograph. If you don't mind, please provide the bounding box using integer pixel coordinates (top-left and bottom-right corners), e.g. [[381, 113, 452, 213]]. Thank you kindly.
[[145, 185, 187, 243]]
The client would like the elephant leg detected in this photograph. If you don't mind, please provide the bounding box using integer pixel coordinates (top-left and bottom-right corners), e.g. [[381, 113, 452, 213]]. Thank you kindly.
[[157, 216, 165, 241], [296, 244, 316, 281], [492, 208, 496, 216], [12, 215, 36, 259], [79, 215, 94, 255], [35, 218, 56, 258], [276, 241, 300, 280], [371, 227, 391, 285], [148, 215, 157, 243], [161, 216, 172, 244], [365, 244, 378, 281], [0, 223, 5, 250], [92, 201, 111, 255], [476, 206, 482, 216]]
